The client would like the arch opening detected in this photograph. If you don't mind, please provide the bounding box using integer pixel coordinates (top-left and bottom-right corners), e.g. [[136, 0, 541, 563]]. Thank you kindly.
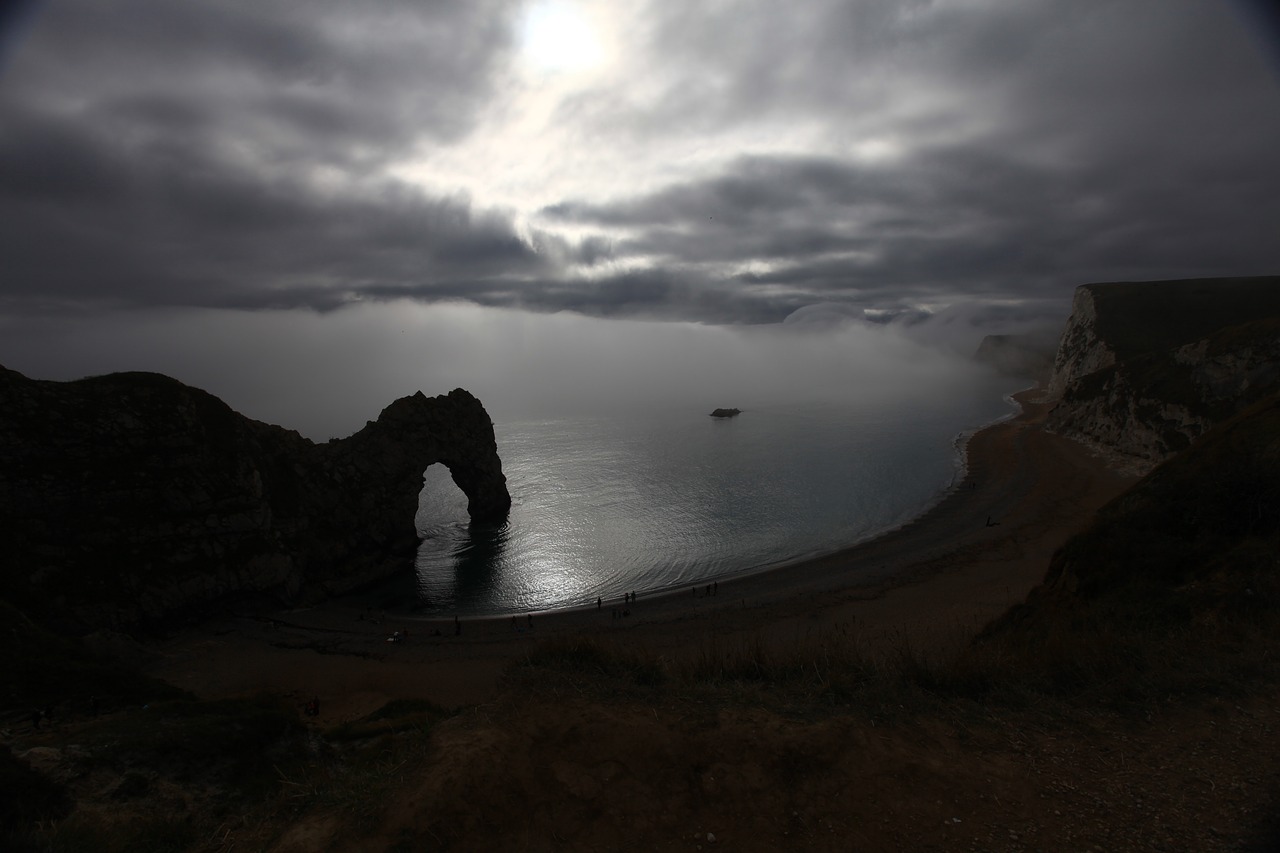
[[415, 463, 470, 538]]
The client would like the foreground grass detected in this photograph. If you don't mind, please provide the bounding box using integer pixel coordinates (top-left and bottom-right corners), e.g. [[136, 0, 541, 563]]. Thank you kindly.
[[8, 606, 1277, 852], [2, 695, 457, 853], [518, 598, 1280, 724]]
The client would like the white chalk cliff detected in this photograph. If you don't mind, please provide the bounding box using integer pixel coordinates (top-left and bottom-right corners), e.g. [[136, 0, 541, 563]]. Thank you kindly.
[[1044, 277, 1280, 474]]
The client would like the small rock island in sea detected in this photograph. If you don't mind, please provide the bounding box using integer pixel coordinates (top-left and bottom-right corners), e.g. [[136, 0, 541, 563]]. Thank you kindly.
[[709, 408, 741, 418]]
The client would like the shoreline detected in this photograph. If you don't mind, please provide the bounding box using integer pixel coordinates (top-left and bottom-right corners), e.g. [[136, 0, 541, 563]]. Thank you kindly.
[[144, 386, 1137, 719], [326, 385, 1035, 624], [345, 387, 1030, 622]]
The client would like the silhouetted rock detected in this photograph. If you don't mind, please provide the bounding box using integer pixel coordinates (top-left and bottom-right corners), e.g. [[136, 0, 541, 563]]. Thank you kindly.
[[709, 408, 741, 418], [0, 367, 510, 632]]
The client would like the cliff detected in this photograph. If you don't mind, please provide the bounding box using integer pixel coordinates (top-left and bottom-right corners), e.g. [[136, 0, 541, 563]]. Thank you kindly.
[[1044, 276, 1280, 473], [973, 333, 1056, 382], [0, 367, 510, 633]]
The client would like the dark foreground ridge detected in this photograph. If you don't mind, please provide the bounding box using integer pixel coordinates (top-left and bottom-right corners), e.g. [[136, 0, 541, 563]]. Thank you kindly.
[[0, 366, 510, 632]]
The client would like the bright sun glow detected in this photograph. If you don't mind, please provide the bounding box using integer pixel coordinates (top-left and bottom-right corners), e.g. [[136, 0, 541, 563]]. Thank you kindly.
[[519, 1, 607, 73]]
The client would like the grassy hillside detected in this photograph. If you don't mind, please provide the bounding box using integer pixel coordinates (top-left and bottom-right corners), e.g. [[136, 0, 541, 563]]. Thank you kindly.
[[978, 392, 1280, 700]]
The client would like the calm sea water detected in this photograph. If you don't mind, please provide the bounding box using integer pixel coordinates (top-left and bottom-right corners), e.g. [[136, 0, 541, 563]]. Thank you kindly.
[[414, 379, 1017, 616]]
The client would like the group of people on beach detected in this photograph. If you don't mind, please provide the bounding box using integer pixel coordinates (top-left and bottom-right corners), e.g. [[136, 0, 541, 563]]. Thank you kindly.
[[369, 580, 733, 641], [606, 591, 640, 620]]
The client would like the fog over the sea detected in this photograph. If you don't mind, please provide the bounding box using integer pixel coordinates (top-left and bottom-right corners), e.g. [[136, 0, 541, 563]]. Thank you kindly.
[[0, 303, 1008, 439]]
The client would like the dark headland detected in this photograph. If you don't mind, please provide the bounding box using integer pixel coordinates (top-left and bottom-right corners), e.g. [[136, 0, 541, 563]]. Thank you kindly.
[[3, 276, 1280, 851]]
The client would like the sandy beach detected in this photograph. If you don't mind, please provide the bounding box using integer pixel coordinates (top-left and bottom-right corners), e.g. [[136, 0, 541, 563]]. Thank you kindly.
[[143, 389, 1136, 723]]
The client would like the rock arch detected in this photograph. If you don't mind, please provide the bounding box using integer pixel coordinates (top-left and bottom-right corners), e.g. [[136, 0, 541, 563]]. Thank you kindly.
[[304, 387, 512, 594], [0, 367, 510, 631]]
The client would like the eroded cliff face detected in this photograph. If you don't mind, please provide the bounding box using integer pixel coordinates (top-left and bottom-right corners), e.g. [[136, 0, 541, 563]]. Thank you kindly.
[[1046, 288, 1115, 399], [0, 367, 510, 632], [1044, 277, 1280, 474]]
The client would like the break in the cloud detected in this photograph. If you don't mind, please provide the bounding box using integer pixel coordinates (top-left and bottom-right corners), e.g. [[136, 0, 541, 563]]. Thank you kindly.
[[1, 0, 1279, 331]]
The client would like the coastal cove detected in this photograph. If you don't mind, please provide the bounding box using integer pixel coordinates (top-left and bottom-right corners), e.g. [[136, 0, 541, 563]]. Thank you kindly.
[[147, 386, 1137, 714], [14, 275, 1280, 850], [410, 375, 1019, 616]]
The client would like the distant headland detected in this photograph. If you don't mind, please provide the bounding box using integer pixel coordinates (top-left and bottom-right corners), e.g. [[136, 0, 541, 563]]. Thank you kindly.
[[1043, 275, 1280, 474]]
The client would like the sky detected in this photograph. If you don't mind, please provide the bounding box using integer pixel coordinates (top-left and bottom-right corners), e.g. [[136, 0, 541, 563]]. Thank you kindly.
[[2, 0, 1279, 435]]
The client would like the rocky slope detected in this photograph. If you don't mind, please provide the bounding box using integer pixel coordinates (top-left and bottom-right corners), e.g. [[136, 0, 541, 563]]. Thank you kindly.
[[0, 367, 510, 633], [1044, 276, 1280, 473], [991, 391, 1280, 636]]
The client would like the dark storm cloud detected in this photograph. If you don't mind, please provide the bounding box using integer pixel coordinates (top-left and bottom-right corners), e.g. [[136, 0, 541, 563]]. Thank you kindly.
[[10, 0, 516, 153], [0, 97, 550, 311], [1233, 0, 1280, 76], [537, 0, 1280, 326], [542, 120, 1280, 326], [611, 0, 1276, 149], [0, 0, 548, 312]]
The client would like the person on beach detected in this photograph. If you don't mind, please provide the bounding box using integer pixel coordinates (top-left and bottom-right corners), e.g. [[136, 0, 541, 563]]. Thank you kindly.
[[597, 596, 602, 609]]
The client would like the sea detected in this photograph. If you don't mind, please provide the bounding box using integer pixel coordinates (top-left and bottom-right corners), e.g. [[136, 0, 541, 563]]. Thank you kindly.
[[413, 375, 1019, 616]]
